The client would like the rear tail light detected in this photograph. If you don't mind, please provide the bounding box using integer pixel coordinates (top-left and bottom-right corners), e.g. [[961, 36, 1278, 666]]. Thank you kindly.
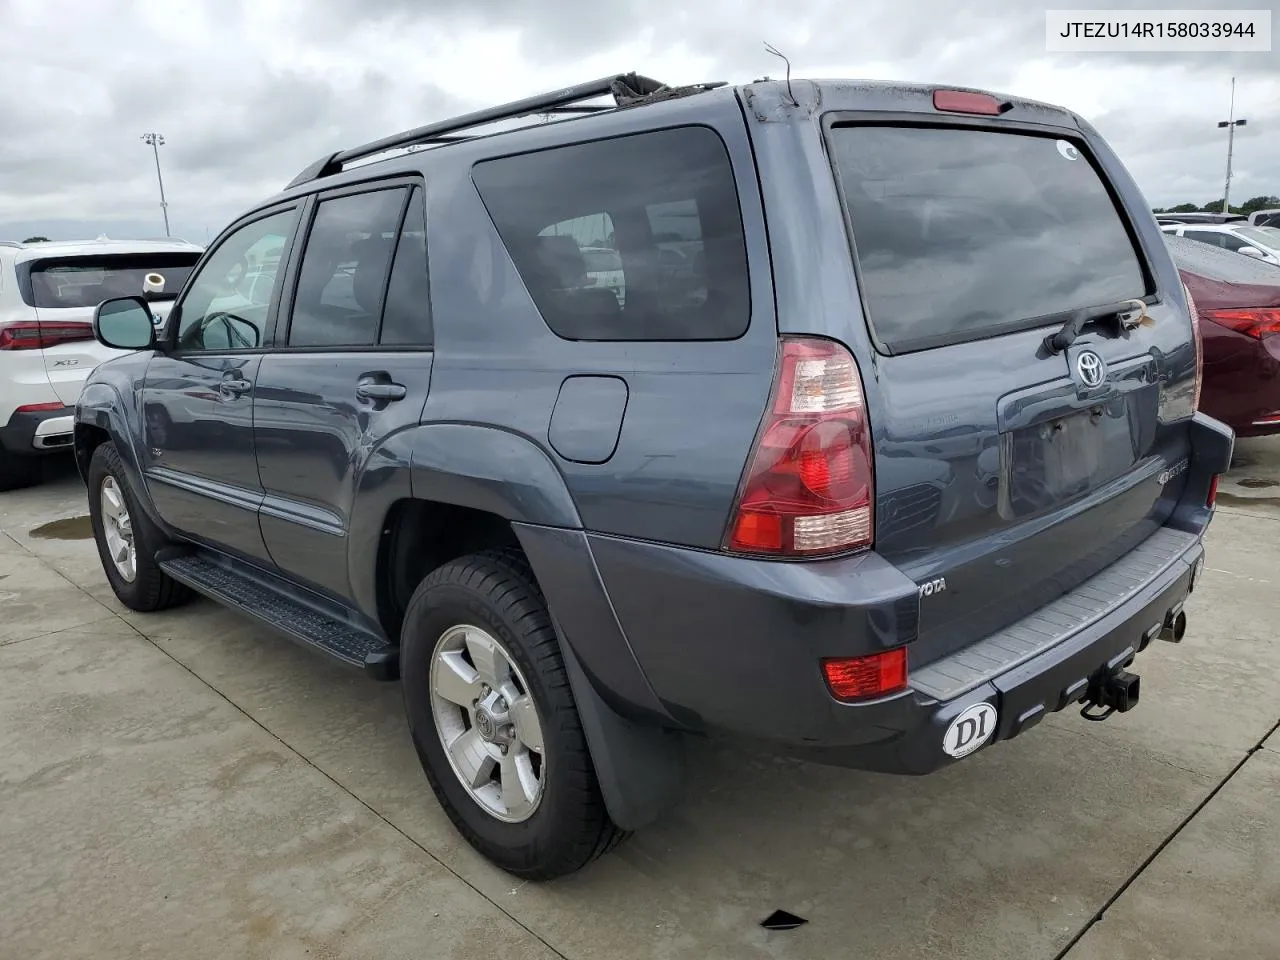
[[0, 320, 94, 350], [822, 649, 908, 701], [1183, 283, 1203, 410], [1207, 474, 1220, 508], [15, 402, 64, 414], [1204, 307, 1280, 340], [724, 337, 874, 557], [932, 89, 1011, 115]]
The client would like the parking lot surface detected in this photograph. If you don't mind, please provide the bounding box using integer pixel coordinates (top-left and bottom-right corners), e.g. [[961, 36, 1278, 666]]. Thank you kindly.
[[2, 440, 1278, 960]]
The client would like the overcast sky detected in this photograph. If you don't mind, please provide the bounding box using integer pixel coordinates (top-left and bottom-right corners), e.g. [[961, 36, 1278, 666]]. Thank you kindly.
[[2, 0, 1277, 243]]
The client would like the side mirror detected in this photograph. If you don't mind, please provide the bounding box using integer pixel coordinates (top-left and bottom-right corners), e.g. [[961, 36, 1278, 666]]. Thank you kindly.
[[1238, 246, 1265, 260], [94, 297, 156, 350]]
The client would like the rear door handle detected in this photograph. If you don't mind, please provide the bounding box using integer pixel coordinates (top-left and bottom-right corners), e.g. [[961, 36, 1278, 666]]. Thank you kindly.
[[355, 380, 407, 402]]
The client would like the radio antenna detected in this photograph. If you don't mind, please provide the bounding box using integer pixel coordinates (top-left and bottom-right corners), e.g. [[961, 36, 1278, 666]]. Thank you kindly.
[[763, 42, 798, 106]]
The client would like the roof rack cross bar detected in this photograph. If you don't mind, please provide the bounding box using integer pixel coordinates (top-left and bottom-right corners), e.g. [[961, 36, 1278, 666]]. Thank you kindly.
[[284, 72, 694, 189]]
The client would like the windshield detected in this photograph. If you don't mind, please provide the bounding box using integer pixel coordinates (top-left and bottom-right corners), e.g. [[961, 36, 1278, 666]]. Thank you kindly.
[[25, 253, 200, 308], [828, 125, 1148, 352], [1166, 234, 1280, 283], [1238, 226, 1280, 247]]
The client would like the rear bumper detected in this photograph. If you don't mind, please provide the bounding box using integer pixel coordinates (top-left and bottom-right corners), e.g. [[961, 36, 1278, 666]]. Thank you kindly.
[[0, 406, 75, 455], [565, 413, 1233, 775], [789, 533, 1203, 774], [590, 520, 1204, 775]]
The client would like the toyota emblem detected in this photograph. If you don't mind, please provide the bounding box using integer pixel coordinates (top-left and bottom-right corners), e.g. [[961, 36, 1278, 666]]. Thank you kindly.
[[1075, 350, 1106, 388]]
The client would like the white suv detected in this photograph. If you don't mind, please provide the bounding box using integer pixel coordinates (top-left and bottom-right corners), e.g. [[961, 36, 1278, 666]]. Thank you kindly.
[[0, 237, 203, 489]]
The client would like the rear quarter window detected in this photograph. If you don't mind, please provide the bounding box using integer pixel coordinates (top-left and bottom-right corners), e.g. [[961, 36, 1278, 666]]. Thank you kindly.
[[471, 126, 750, 341], [828, 125, 1148, 353]]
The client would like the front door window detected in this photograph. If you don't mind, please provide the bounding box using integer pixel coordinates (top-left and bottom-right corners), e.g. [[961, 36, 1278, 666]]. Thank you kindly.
[[174, 210, 296, 351]]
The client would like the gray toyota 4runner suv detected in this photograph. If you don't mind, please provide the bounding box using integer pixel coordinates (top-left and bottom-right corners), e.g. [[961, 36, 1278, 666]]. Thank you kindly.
[[77, 74, 1233, 879]]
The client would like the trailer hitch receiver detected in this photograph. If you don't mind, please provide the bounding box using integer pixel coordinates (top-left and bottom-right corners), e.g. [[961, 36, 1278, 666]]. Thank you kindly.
[[1080, 667, 1141, 722]]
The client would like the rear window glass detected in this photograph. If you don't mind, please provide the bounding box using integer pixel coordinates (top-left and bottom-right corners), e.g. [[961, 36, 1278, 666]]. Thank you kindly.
[[472, 126, 750, 341], [25, 253, 200, 308], [828, 125, 1148, 352], [1165, 234, 1280, 284]]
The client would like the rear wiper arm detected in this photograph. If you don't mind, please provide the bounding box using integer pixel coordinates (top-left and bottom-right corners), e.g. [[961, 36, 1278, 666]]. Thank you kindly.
[[1042, 298, 1149, 355]]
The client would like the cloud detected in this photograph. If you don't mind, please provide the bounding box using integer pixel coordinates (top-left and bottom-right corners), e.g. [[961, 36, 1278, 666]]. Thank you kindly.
[[1, 0, 1277, 242]]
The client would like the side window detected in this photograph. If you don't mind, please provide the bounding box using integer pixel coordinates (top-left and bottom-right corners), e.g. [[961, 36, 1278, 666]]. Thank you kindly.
[[379, 187, 432, 346], [472, 126, 750, 341], [175, 210, 295, 351], [287, 188, 407, 348], [1219, 233, 1248, 251], [1185, 230, 1226, 248], [538, 213, 623, 306], [647, 199, 706, 307]]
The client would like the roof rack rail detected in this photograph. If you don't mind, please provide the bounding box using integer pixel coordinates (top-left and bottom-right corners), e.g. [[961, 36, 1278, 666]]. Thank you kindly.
[[285, 72, 725, 189], [0, 240, 24, 248]]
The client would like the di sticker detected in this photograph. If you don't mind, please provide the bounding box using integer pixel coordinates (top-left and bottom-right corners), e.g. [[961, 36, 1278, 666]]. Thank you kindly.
[[1056, 139, 1081, 161]]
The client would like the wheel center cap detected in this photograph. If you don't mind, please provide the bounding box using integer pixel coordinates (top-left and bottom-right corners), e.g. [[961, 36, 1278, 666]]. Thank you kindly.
[[474, 707, 497, 741]]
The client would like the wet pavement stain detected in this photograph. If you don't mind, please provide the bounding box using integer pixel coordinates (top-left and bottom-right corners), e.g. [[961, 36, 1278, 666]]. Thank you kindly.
[[29, 516, 93, 541], [1237, 478, 1278, 489]]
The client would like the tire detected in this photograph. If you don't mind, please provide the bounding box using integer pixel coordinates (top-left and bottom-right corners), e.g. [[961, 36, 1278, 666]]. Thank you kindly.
[[0, 448, 41, 492], [87, 441, 192, 612], [400, 548, 629, 879]]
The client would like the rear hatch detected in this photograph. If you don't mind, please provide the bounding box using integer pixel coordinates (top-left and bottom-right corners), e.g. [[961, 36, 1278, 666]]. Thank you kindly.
[[23, 253, 198, 405], [825, 111, 1196, 665]]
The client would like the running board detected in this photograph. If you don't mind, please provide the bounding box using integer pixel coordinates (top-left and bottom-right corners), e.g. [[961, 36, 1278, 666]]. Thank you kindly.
[[158, 553, 398, 680]]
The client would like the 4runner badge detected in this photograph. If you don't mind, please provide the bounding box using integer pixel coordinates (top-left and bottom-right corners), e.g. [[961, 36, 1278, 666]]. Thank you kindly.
[[943, 703, 997, 759]]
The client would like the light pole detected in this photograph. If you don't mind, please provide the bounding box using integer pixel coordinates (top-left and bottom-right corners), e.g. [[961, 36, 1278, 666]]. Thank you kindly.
[[1218, 78, 1246, 215], [140, 132, 171, 237]]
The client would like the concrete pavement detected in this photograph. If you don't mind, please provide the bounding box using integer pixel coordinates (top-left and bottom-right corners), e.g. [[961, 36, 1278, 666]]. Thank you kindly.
[[1, 438, 1278, 959]]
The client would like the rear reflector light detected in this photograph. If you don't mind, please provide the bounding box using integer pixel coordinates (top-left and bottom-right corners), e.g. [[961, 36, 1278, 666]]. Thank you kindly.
[[1183, 283, 1203, 410], [1204, 307, 1280, 340], [1207, 474, 1220, 508], [15, 402, 65, 414], [0, 320, 94, 350], [932, 89, 1010, 115], [822, 649, 908, 701], [725, 337, 874, 557]]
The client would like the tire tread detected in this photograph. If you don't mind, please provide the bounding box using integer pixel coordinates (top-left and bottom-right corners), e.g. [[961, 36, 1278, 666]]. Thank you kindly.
[[88, 442, 192, 613], [403, 547, 629, 879]]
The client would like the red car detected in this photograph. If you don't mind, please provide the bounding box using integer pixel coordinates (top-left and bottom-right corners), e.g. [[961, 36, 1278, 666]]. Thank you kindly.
[[1167, 234, 1280, 436]]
